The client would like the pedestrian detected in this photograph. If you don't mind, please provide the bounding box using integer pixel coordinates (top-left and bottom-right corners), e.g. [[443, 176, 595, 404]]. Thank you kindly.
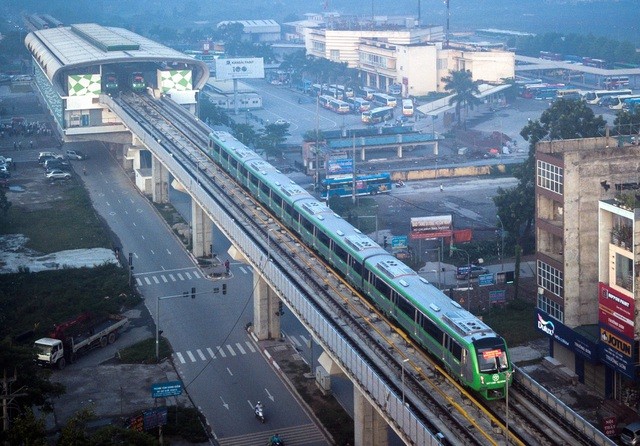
[[440, 184, 444, 192], [224, 259, 230, 275]]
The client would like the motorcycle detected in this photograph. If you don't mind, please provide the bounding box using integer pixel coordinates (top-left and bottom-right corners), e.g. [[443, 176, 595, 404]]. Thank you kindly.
[[255, 405, 265, 423], [268, 435, 284, 446], [395, 180, 405, 188]]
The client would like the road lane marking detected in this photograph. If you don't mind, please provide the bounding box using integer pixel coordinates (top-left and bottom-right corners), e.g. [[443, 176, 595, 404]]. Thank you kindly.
[[196, 349, 206, 360], [239, 266, 249, 274], [144, 277, 151, 285], [169, 274, 176, 281], [185, 272, 192, 280], [187, 351, 196, 362], [152, 276, 159, 284], [235, 343, 246, 354], [216, 346, 226, 358], [206, 347, 216, 359], [245, 341, 256, 353], [166, 248, 171, 255], [150, 249, 155, 255], [176, 352, 185, 364], [161, 275, 168, 283], [226, 345, 236, 356], [193, 270, 201, 278], [136, 278, 142, 286], [177, 273, 184, 280]]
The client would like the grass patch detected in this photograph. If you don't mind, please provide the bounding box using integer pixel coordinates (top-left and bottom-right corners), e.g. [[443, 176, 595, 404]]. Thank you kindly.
[[161, 406, 210, 443], [0, 183, 111, 253], [0, 265, 140, 341], [328, 196, 379, 234], [480, 298, 543, 347], [117, 337, 172, 364]]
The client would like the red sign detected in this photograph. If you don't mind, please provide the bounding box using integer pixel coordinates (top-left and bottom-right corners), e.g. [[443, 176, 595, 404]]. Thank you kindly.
[[598, 283, 635, 339], [482, 349, 502, 360], [602, 416, 617, 437]]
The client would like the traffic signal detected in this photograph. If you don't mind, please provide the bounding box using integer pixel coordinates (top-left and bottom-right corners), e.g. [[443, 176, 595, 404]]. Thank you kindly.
[[383, 236, 388, 248], [276, 301, 284, 316], [191, 287, 196, 299], [222, 284, 227, 295]]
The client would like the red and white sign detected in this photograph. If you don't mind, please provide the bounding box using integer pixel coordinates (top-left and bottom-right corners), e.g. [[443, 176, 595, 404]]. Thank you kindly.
[[598, 282, 635, 340]]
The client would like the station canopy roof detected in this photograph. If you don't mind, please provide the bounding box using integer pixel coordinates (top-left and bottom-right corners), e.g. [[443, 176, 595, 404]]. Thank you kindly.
[[25, 23, 209, 93]]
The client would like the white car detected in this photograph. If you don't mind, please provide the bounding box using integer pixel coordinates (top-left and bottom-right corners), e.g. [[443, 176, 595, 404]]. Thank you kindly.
[[46, 169, 71, 180], [273, 119, 289, 126]]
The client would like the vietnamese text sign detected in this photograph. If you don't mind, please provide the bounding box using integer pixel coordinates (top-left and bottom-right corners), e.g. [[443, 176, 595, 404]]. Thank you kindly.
[[152, 380, 183, 398], [598, 282, 635, 339], [144, 407, 168, 430], [478, 273, 494, 286], [391, 236, 408, 249]]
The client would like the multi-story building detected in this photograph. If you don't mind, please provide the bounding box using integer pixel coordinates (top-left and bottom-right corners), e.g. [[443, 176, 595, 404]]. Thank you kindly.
[[303, 20, 513, 97], [536, 135, 640, 403]]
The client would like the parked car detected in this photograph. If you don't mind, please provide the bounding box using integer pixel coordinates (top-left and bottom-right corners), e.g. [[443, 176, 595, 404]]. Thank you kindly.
[[456, 265, 489, 280], [46, 169, 71, 180], [44, 158, 70, 171], [621, 421, 640, 446], [66, 150, 86, 160], [273, 119, 289, 126], [0, 155, 12, 166], [38, 152, 62, 164]]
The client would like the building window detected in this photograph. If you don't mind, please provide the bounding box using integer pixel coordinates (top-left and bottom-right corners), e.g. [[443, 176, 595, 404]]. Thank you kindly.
[[537, 260, 564, 298], [537, 294, 564, 322], [537, 160, 564, 195], [437, 58, 448, 70], [330, 49, 340, 61], [615, 253, 634, 292]]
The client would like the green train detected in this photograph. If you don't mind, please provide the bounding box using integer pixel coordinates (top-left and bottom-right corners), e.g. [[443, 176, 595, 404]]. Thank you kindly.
[[207, 130, 513, 399]]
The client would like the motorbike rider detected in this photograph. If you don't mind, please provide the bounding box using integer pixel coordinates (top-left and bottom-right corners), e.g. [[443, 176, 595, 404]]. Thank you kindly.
[[255, 401, 264, 415], [270, 433, 283, 445]]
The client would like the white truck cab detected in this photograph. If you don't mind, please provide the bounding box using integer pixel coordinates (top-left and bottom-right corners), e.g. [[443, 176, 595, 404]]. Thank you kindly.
[[34, 337, 66, 369]]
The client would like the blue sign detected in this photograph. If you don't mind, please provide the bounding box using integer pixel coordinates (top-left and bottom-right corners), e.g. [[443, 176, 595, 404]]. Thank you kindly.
[[489, 290, 506, 303], [391, 236, 408, 249], [478, 273, 494, 286], [151, 380, 183, 398], [535, 310, 598, 363], [326, 158, 353, 176]]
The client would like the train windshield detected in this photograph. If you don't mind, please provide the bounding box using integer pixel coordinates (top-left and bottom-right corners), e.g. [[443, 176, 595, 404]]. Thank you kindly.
[[474, 338, 509, 373]]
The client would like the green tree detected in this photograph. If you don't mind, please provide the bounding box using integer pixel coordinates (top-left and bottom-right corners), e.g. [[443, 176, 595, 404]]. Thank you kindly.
[[0, 187, 10, 217], [613, 107, 640, 136], [260, 123, 290, 159], [5, 409, 47, 446], [441, 70, 482, 126]]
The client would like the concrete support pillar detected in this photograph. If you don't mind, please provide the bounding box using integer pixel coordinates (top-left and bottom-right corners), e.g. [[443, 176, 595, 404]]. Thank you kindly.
[[397, 145, 403, 158], [151, 156, 169, 203], [191, 200, 213, 258], [253, 274, 281, 340], [360, 147, 366, 162], [354, 388, 388, 446]]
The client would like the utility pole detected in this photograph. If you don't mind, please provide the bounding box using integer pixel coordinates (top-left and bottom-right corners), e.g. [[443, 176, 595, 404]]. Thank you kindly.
[[351, 133, 356, 205], [445, 0, 450, 49]]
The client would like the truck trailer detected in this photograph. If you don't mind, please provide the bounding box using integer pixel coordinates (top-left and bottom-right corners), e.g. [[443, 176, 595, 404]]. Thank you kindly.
[[34, 313, 128, 370]]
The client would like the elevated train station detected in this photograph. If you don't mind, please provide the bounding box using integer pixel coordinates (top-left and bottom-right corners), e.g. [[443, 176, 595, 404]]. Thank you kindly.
[[25, 23, 209, 143]]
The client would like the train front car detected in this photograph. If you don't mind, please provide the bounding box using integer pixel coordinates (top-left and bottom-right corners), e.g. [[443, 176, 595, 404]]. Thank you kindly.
[[364, 255, 513, 400]]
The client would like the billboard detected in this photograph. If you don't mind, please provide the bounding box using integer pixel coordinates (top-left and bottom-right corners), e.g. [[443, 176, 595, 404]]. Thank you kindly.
[[535, 310, 598, 362], [158, 70, 193, 93], [598, 282, 635, 340], [410, 215, 452, 233], [215, 58, 265, 80], [68, 74, 101, 97], [326, 158, 353, 177]]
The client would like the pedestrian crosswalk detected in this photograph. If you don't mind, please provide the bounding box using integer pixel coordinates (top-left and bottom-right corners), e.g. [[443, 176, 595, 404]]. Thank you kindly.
[[174, 341, 257, 364], [217, 423, 327, 446], [134, 268, 202, 287]]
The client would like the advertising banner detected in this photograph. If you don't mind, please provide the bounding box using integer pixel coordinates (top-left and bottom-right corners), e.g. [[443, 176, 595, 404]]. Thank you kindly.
[[215, 58, 265, 80], [326, 158, 353, 177], [598, 282, 635, 340], [535, 310, 598, 362]]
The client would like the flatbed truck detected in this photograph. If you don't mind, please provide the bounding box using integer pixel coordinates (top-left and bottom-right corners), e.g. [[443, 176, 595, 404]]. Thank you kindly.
[[34, 313, 129, 370]]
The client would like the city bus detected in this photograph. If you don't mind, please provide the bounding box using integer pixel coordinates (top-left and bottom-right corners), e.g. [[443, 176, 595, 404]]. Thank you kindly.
[[372, 92, 397, 107], [555, 89, 582, 101], [328, 98, 351, 114], [318, 95, 332, 109], [609, 95, 640, 110], [347, 97, 371, 112], [604, 76, 630, 90], [584, 89, 633, 105], [402, 99, 414, 117], [321, 172, 392, 199], [533, 86, 563, 100], [331, 84, 354, 98], [361, 106, 394, 124], [358, 86, 376, 100], [521, 83, 565, 99]]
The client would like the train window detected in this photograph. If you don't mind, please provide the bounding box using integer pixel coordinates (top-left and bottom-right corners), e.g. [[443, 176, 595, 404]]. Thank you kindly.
[[230, 158, 238, 170], [448, 338, 462, 361], [396, 294, 414, 317], [284, 203, 293, 218], [301, 216, 314, 234], [317, 229, 330, 248], [212, 144, 220, 156], [249, 173, 258, 188], [374, 278, 391, 300], [239, 165, 248, 181], [334, 242, 348, 263], [259, 181, 270, 195], [350, 258, 363, 277], [274, 196, 284, 211], [420, 314, 443, 342], [291, 208, 300, 223]]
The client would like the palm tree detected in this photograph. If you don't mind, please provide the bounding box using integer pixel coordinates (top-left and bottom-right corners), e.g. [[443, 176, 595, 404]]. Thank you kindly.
[[441, 69, 482, 126]]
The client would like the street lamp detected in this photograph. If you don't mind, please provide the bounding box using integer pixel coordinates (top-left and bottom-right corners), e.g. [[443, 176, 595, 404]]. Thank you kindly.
[[497, 215, 505, 271], [505, 370, 513, 444], [401, 358, 410, 407], [450, 246, 471, 311], [424, 247, 442, 289]]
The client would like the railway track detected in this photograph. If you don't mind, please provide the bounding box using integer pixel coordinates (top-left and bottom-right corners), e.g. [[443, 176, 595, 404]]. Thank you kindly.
[[114, 92, 612, 446]]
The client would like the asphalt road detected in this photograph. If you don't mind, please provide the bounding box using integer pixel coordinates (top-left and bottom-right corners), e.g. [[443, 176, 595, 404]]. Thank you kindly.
[[70, 141, 329, 445]]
